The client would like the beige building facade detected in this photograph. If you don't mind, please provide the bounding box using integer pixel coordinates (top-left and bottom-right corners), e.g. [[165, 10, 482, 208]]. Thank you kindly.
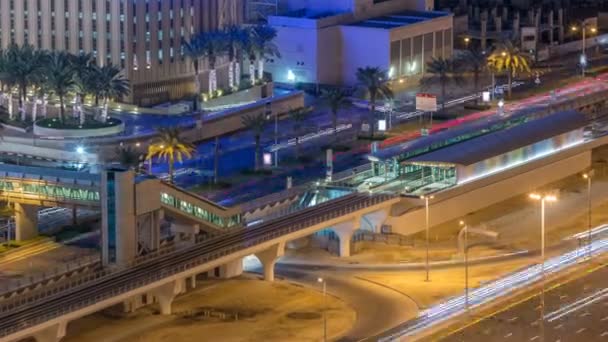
[[0, 0, 244, 106]]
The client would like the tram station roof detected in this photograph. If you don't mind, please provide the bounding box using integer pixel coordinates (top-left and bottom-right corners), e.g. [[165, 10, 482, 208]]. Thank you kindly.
[[371, 104, 546, 163], [405, 110, 586, 166]]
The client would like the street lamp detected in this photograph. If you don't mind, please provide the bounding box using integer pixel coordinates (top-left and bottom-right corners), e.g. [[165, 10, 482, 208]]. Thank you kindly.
[[421, 195, 434, 282], [529, 192, 558, 342], [317, 277, 327, 342], [583, 170, 595, 260], [572, 20, 597, 77], [265, 101, 278, 167]]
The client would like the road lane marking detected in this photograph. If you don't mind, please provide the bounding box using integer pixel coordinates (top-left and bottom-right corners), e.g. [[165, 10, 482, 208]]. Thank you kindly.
[[602, 316, 608, 321], [601, 331, 608, 337], [554, 324, 563, 329], [504, 332, 512, 338], [530, 336, 540, 341], [508, 316, 518, 322], [577, 328, 586, 334]]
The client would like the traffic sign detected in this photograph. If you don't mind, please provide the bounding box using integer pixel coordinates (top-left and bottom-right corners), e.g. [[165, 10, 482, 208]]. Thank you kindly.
[[416, 93, 438, 112]]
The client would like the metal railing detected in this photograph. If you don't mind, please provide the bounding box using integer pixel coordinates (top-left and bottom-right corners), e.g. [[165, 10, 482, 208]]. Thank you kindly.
[[0, 193, 396, 337]]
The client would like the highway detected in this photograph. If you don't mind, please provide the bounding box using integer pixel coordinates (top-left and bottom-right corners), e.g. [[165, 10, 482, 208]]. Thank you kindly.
[[0, 192, 393, 339], [370, 232, 608, 342], [438, 261, 608, 342]]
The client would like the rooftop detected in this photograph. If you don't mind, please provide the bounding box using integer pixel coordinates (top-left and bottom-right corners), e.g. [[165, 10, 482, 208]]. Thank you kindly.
[[348, 10, 449, 29], [407, 110, 587, 166]]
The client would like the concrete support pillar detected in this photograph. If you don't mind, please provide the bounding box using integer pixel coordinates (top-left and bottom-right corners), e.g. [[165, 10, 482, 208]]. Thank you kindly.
[[502, 7, 508, 23], [558, 9, 565, 43], [151, 279, 186, 315], [332, 220, 359, 258], [528, 8, 534, 26], [496, 16, 502, 33], [218, 258, 243, 279], [254, 242, 285, 282], [14, 203, 39, 241], [190, 275, 197, 289], [32, 322, 67, 342], [362, 209, 389, 233]]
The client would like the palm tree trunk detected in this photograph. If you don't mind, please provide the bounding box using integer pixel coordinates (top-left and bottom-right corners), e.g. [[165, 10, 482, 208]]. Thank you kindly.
[[370, 93, 376, 138], [168, 155, 174, 184], [332, 109, 338, 142], [235, 61, 241, 87], [59, 95, 65, 124], [31, 96, 38, 122], [102, 97, 109, 123], [507, 71, 513, 98], [7, 95, 13, 120], [209, 59, 217, 94], [257, 59, 264, 81], [254, 135, 261, 171], [42, 95, 48, 118], [228, 60, 235, 89], [249, 58, 256, 84]]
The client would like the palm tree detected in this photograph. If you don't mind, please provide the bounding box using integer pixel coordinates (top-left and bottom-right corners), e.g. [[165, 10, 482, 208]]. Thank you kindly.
[[199, 30, 225, 94], [146, 128, 195, 183], [487, 40, 531, 98], [356, 66, 393, 138], [459, 48, 487, 102], [96, 64, 130, 122], [251, 25, 280, 82], [242, 113, 268, 171], [224, 26, 247, 89], [289, 107, 311, 159], [70, 53, 95, 124], [0, 49, 10, 111], [184, 36, 205, 110], [420, 57, 464, 110], [45, 52, 76, 124], [115, 146, 142, 171], [321, 89, 349, 140], [6, 45, 46, 120]]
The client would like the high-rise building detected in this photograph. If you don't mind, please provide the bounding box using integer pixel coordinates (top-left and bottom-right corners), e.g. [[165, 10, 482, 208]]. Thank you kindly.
[[0, 0, 244, 106]]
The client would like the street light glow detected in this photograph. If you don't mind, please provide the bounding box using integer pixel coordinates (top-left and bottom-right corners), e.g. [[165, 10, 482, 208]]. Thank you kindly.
[[529, 193, 557, 202], [572, 26, 578, 32], [76, 146, 85, 154], [317, 277, 324, 283]]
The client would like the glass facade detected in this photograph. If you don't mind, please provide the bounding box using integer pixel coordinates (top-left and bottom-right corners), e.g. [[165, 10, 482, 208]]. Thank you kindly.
[[160, 192, 242, 229]]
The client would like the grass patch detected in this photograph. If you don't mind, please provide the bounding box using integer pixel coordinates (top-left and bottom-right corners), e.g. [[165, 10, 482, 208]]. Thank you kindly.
[[36, 117, 122, 129]]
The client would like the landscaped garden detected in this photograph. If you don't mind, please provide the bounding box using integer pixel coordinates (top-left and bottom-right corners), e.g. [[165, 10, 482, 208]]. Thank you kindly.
[[0, 44, 130, 137]]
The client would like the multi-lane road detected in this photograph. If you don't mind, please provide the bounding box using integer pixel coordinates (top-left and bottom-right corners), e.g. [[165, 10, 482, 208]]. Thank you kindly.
[[437, 262, 608, 342]]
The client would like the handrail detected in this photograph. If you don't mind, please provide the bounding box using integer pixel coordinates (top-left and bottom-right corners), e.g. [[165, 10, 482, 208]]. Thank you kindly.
[[0, 193, 396, 335]]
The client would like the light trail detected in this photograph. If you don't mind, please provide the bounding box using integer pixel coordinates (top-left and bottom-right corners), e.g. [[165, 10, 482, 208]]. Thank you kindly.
[[379, 226, 608, 341], [544, 288, 608, 322]]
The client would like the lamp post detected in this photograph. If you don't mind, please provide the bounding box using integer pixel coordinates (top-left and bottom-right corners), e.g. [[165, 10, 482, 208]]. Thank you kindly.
[[583, 170, 594, 260], [317, 277, 327, 342], [529, 192, 558, 342], [265, 101, 278, 167], [459, 220, 469, 313], [572, 20, 597, 77], [421, 195, 434, 282]]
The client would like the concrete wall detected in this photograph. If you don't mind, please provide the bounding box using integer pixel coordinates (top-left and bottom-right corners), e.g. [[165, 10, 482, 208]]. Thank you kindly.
[[340, 26, 390, 85], [387, 146, 594, 236]]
